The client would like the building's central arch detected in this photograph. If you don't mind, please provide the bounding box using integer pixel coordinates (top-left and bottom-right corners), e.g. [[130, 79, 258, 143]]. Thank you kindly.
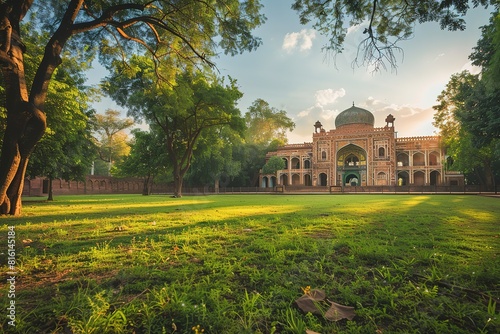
[[337, 144, 367, 186]]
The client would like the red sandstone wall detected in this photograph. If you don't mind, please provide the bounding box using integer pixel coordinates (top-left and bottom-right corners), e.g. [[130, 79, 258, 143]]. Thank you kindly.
[[22, 176, 144, 197]]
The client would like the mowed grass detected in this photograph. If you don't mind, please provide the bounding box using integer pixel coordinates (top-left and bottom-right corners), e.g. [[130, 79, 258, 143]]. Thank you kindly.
[[1, 194, 499, 333]]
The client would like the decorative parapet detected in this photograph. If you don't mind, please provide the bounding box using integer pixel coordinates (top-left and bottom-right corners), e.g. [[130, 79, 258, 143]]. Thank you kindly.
[[396, 136, 441, 150], [313, 126, 394, 136], [397, 136, 440, 142], [278, 143, 313, 149]]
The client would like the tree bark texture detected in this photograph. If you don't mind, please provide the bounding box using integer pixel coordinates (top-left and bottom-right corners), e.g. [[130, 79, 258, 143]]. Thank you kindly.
[[0, 2, 46, 215], [0, 0, 81, 215], [172, 165, 183, 198]]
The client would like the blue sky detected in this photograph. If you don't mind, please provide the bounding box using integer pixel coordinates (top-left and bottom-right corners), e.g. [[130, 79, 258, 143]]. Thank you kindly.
[[215, 1, 491, 143], [89, 1, 492, 143]]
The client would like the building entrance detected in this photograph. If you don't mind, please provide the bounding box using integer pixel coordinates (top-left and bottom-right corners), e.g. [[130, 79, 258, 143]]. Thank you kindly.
[[344, 172, 361, 186], [337, 144, 366, 186]]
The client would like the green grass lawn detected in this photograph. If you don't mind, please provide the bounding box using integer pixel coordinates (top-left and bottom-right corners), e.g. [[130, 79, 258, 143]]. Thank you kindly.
[[1, 194, 499, 333]]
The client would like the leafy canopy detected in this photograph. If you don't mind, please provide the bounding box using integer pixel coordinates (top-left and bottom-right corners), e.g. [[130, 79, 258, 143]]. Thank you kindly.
[[245, 99, 295, 147], [32, 0, 265, 78], [433, 8, 500, 186], [292, 0, 495, 70], [262, 156, 286, 175]]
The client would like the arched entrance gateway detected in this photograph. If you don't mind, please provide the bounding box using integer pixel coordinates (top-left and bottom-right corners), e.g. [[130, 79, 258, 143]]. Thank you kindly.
[[337, 144, 367, 186], [345, 173, 360, 186], [397, 171, 409, 186]]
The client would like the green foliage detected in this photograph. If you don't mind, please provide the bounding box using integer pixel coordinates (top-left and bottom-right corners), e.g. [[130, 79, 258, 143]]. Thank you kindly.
[[2, 194, 499, 333], [433, 8, 500, 186], [114, 129, 171, 194], [67, 291, 128, 334], [292, 0, 494, 70], [228, 143, 266, 186], [105, 63, 245, 196], [245, 99, 295, 146], [93, 109, 134, 176], [186, 125, 244, 188], [212, 98, 296, 187], [32, 0, 265, 70], [262, 156, 285, 175], [0, 0, 265, 215], [23, 23, 97, 183]]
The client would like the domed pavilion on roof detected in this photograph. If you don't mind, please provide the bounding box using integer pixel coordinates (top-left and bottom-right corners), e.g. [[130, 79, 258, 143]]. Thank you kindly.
[[260, 104, 463, 189], [335, 104, 375, 129]]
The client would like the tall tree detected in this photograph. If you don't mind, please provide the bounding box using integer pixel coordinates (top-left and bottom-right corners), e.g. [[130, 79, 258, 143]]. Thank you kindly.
[[245, 98, 295, 146], [292, 0, 495, 71], [234, 99, 295, 187], [185, 124, 244, 191], [106, 64, 245, 198], [93, 109, 134, 175], [434, 8, 500, 188], [433, 71, 498, 186], [114, 129, 170, 195], [464, 10, 500, 143], [3, 17, 96, 201], [0, 0, 264, 215]]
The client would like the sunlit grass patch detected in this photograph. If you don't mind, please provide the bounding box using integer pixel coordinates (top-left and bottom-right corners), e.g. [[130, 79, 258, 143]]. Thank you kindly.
[[0, 194, 499, 333]]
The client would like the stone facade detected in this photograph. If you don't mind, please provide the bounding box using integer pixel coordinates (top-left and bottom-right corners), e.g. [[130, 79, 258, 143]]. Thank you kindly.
[[261, 105, 463, 188]]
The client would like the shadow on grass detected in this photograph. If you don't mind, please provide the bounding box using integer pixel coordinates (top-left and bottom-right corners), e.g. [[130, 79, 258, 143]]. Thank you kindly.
[[1, 194, 499, 333]]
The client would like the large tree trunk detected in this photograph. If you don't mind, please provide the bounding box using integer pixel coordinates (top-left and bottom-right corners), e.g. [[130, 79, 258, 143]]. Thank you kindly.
[[172, 165, 183, 198], [0, 98, 47, 216], [47, 177, 54, 201], [142, 174, 153, 196], [0, 0, 83, 215], [0, 3, 47, 215], [165, 131, 199, 199]]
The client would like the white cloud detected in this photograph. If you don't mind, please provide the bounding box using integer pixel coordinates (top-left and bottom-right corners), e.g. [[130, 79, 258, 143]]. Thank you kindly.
[[282, 32, 299, 51], [296, 105, 338, 124], [360, 99, 437, 136], [296, 88, 345, 120], [379, 103, 423, 118], [346, 23, 366, 36], [364, 96, 383, 107], [319, 108, 338, 120], [315, 88, 346, 106], [297, 108, 312, 117], [282, 29, 316, 53], [461, 61, 481, 75]]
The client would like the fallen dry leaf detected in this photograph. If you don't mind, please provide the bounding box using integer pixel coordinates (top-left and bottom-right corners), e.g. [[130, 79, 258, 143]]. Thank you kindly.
[[295, 288, 355, 321], [325, 300, 356, 321], [295, 289, 326, 314]]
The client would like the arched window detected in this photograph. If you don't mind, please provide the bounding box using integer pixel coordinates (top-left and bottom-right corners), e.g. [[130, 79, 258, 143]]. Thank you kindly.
[[379, 147, 385, 157], [397, 153, 409, 166], [429, 152, 439, 165], [321, 151, 327, 160], [413, 152, 425, 166], [319, 173, 328, 186]]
